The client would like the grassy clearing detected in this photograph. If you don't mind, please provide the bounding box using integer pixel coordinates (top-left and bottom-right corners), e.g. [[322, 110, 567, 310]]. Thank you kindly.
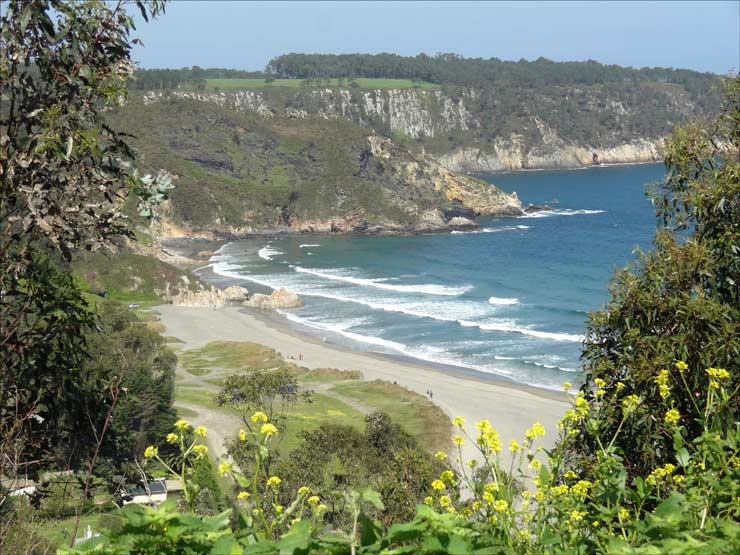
[[180, 341, 284, 372], [185, 367, 210, 377], [331, 380, 451, 453], [294, 367, 363, 383], [204, 78, 438, 90], [36, 513, 107, 548], [175, 405, 200, 418], [174, 385, 218, 409], [278, 393, 364, 454]]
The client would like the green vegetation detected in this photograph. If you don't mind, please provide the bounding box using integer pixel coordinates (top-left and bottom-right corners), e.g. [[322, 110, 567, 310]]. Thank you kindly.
[[179, 341, 285, 372], [332, 380, 451, 453], [4, 1, 739, 553], [73, 250, 203, 303], [204, 77, 438, 90]]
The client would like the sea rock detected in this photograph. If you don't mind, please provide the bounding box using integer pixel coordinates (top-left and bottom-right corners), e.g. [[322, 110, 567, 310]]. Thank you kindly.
[[447, 216, 477, 228], [244, 288, 303, 309], [196, 250, 216, 259], [523, 204, 555, 213], [171, 285, 249, 307]]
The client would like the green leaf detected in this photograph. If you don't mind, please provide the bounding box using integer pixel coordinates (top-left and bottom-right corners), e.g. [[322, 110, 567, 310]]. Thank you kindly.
[[20, 5, 33, 32], [276, 520, 311, 555], [361, 488, 385, 510], [210, 536, 243, 555]]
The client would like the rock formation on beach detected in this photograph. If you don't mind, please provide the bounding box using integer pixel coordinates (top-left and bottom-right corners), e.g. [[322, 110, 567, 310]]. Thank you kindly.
[[243, 288, 303, 309], [171, 285, 250, 307]]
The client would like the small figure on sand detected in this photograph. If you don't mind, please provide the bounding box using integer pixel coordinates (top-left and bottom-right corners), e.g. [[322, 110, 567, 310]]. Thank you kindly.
[[299, 353, 303, 361]]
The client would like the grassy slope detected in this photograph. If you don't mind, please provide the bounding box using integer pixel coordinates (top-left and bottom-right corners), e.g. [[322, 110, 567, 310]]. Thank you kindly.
[[73, 250, 202, 304], [108, 96, 444, 232], [332, 380, 452, 453], [174, 341, 451, 455], [205, 78, 438, 90]]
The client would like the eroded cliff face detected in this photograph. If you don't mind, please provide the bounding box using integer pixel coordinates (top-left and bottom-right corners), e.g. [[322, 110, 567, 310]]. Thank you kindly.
[[141, 85, 685, 171]]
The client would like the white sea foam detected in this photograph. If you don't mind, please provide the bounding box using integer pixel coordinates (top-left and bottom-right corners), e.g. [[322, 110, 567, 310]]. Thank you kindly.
[[299, 244, 321, 248], [521, 209, 606, 219], [277, 311, 516, 379], [459, 319, 584, 343], [292, 266, 472, 296], [488, 296, 519, 306], [257, 245, 284, 260], [451, 226, 528, 235]]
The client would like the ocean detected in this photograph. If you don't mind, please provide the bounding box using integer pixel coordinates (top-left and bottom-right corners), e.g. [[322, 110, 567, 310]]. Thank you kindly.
[[205, 163, 665, 390]]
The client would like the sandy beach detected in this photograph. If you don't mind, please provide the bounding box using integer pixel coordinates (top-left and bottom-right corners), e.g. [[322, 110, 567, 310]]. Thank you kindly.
[[157, 304, 570, 464]]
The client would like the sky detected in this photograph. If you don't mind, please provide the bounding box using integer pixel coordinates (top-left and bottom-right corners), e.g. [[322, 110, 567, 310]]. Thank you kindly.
[[131, 1, 740, 74]]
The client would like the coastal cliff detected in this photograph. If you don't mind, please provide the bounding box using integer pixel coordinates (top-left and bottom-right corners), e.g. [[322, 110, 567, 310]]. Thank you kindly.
[[141, 82, 698, 171], [111, 95, 522, 239]]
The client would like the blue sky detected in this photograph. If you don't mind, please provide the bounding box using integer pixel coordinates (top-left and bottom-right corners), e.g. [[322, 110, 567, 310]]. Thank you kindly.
[[132, 1, 740, 74]]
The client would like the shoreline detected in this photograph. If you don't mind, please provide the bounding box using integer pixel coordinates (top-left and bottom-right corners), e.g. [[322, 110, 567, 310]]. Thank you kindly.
[[191, 262, 581, 395], [243, 303, 570, 404], [156, 303, 570, 462]]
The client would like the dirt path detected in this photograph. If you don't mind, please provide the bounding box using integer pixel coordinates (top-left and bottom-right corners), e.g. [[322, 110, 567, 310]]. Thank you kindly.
[[311, 382, 373, 416]]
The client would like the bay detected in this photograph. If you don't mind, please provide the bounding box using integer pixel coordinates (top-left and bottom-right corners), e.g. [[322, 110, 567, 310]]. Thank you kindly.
[[207, 163, 664, 390]]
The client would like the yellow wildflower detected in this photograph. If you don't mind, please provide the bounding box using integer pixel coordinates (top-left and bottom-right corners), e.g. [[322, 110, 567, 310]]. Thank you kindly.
[[655, 369, 671, 400], [174, 419, 190, 431], [218, 462, 233, 476], [237, 491, 250, 500], [307, 496, 320, 505], [571, 480, 592, 499], [569, 510, 585, 524], [143, 446, 157, 459], [440, 470, 455, 483], [316, 504, 327, 513], [592, 520, 600, 528], [434, 451, 447, 460], [616, 381, 626, 392], [563, 470, 578, 480], [550, 484, 568, 496], [274, 505, 284, 514], [482, 491, 494, 505], [622, 394, 640, 414], [423, 496, 433, 505], [525, 422, 546, 440], [166, 433, 179, 444], [260, 423, 278, 436], [706, 367, 730, 380], [475, 419, 490, 431], [562, 382, 572, 391], [467, 459, 478, 469], [509, 439, 521, 453], [439, 495, 451, 507], [493, 499, 508, 513], [239, 429, 247, 441], [472, 501, 482, 511], [453, 416, 465, 428], [194, 426, 207, 437], [675, 361, 688, 372], [618, 507, 630, 521], [266, 476, 282, 487], [529, 459, 541, 470], [192, 444, 208, 458], [484, 482, 499, 493], [298, 486, 310, 495], [250, 411, 268, 423], [431, 479, 446, 491], [453, 435, 465, 446], [665, 409, 680, 425], [574, 394, 589, 417], [594, 378, 606, 396]]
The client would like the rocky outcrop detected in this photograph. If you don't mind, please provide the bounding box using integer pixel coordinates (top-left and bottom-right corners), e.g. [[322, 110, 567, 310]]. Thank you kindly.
[[171, 285, 249, 307], [139, 86, 687, 170], [438, 139, 664, 173], [365, 135, 523, 218], [244, 288, 303, 309]]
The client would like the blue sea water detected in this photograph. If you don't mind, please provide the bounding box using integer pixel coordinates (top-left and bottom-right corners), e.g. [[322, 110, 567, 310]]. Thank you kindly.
[[207, 163, 665, 390]]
